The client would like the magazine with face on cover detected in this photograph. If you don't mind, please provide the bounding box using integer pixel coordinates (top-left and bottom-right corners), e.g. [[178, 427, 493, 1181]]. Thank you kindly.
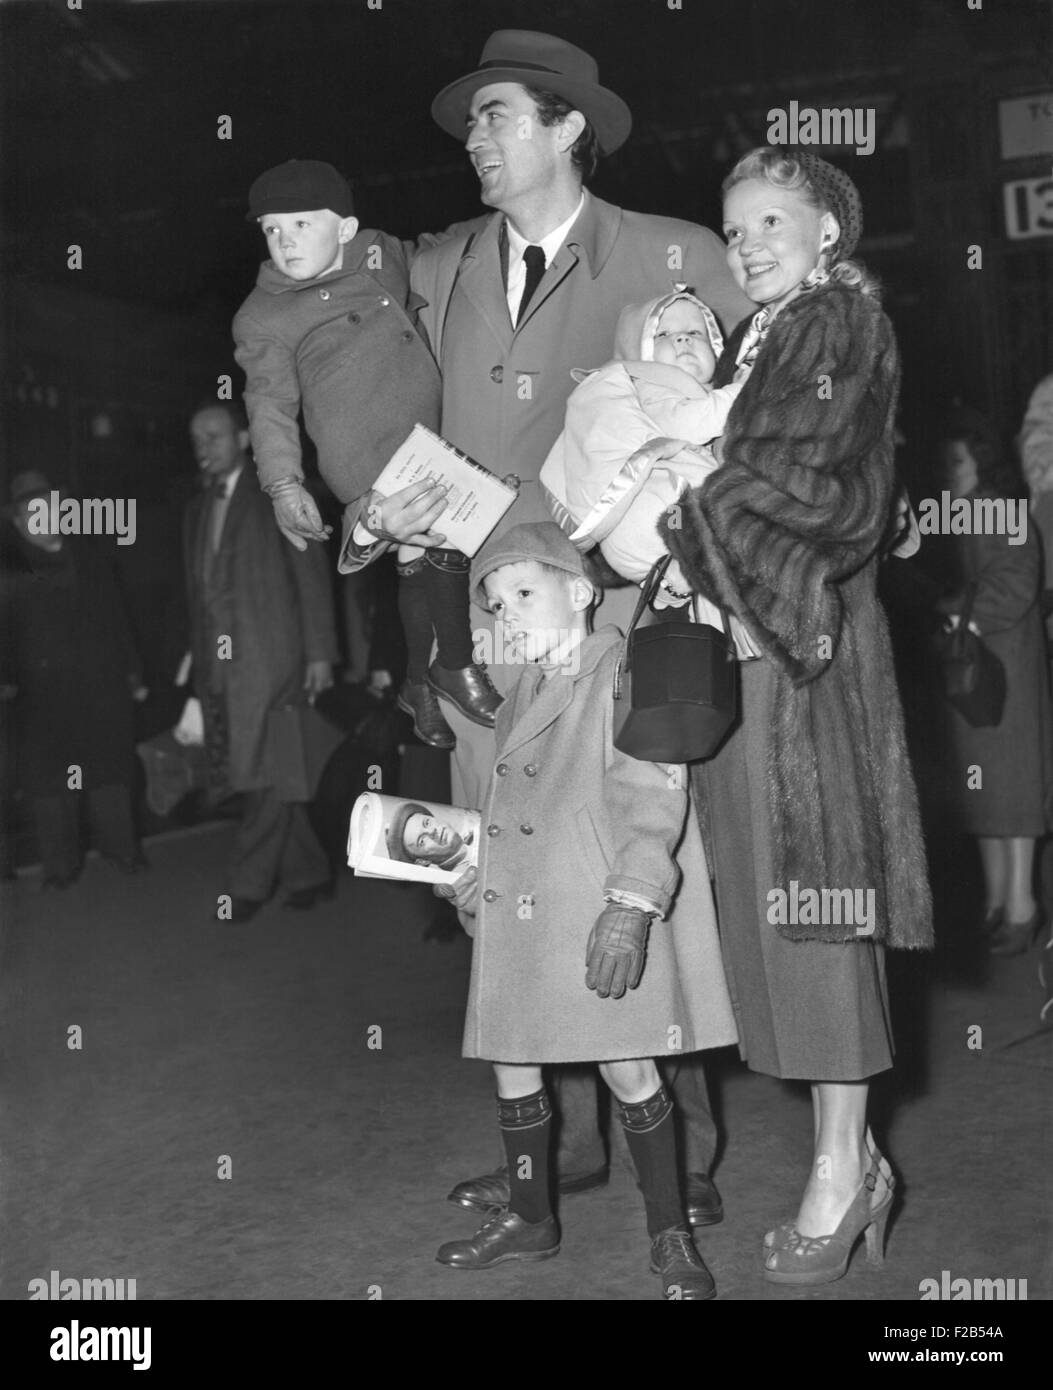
[[348, 791, 480, 883]]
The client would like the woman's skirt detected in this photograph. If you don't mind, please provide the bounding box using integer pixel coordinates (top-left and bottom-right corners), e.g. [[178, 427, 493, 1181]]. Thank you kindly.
[[697, 657, 894, 1081]]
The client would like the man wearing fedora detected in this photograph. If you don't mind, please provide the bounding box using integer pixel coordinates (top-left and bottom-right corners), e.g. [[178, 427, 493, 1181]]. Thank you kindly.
[[336, 30, 752, 1281]]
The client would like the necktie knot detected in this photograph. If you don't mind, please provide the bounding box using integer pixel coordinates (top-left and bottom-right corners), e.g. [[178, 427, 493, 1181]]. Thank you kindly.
[[516, 244, 546, 326]]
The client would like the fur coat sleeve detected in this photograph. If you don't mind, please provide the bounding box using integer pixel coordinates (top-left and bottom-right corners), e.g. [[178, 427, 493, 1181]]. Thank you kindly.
[[661, 283, 900, 684]]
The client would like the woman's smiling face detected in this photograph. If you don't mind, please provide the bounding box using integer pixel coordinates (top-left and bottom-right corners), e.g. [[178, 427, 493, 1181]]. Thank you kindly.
[[722, 177, 836, 312]]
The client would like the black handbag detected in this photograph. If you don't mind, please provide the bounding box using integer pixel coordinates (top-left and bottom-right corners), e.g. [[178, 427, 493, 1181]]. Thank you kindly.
[[612, 555, 738, 763], [937, 583, 1007, 728]]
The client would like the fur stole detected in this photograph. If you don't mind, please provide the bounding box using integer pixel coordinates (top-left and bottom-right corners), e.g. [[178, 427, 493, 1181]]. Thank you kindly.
[[661, 283, 933, 949]]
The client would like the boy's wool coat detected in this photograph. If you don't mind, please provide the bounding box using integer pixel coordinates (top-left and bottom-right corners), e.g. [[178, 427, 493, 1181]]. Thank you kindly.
[[233, 229, 441, 502], [660, 283, 932, 949], [463, 627, 738, 1062]]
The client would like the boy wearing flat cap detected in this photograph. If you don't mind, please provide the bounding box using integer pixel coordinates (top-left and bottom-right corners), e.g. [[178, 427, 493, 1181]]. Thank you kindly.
[[435, 523, 736, 1299], [235, 159, 500, 740]]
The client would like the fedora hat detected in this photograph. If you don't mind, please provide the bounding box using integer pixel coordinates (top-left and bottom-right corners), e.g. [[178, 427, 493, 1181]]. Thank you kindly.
[[431, 30, 632, 156]]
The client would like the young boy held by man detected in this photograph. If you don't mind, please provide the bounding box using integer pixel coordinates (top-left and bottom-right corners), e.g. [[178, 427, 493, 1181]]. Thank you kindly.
[[233, 158, 500, 746]]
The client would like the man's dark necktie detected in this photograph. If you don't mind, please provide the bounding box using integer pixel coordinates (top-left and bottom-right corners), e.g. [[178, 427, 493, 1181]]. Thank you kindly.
[[516, 244, 546, 326]]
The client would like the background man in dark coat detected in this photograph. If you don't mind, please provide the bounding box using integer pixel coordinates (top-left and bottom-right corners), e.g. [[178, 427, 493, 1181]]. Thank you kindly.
[[184, 402, 339, 922], [1, 470, 145, 886], [338, 30, 754, 1228]]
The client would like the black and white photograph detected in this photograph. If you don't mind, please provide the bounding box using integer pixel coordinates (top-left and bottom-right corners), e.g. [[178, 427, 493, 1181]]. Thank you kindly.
[[1, 0, 1050, 1351]]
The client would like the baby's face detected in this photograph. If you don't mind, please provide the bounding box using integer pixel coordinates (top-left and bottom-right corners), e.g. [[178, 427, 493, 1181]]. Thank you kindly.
[[259, 208, 352, 280], [652, 300, 716, 384]]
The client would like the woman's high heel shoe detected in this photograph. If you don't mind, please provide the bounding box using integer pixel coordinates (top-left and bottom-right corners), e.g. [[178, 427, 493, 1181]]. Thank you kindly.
[[763, 1144, 895, 1253], [989, 907, 1044, 958], [762, 1151, 894, 1285]]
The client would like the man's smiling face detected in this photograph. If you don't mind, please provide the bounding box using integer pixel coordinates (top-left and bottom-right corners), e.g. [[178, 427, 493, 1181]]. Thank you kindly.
[[464, 82, 568, 216]]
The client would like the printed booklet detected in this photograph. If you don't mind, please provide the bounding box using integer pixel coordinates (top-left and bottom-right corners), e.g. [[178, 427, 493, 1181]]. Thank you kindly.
[[348, 791, 481, 884], [372, 423, 518, 556]]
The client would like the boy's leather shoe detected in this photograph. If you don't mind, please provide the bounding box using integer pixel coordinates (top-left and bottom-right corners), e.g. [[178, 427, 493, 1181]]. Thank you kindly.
[[426, 661, 503, 727], [685, 1172, 724, 1227], [650, 1225, 717, 1300], [436, 1209, 560, 1269], [397, 681, 456, 749], [447, 1163, 608, 1213]]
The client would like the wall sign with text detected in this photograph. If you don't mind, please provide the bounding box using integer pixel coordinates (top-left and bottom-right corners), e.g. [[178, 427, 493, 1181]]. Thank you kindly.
[[1003, 177, 1053, 240], [998, 94, 1053, 160]]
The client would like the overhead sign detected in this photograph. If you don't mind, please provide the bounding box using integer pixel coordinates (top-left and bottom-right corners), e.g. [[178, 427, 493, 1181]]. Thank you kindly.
[[999, 94, 1053, 159], [1003, 177, 1053, 240]]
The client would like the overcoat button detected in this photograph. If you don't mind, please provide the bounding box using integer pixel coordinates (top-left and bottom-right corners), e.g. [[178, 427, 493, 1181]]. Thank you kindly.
[[495, 763, 509, 776], [348, 311, 360, 323], [482, 889, 499, 903], [319, 289, 331, 301], [524, 764, 537, 777], [401, 330, 414, 341], [379, 296, 390, 306], [520, 824, 534, 835], [487, 824, 501, 837], [489, 365, 504, 383]]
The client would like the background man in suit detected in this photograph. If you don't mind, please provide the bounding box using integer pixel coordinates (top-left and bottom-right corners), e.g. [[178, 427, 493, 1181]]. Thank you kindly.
[[338, 31, 753, 1226], [185, 401, 339, 923]]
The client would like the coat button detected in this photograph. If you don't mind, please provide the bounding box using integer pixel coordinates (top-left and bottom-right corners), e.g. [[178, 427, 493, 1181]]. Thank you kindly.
[[524, 764, 537, 777], [489, 365, 504, 383], [520, 824, 534, 835], [319, 289, 331, 301], [348, 311, 360, 324], [495, 763, 509, 776], [402, 330, 414, 341], [487, 824, 501, 837], [482, 889, 500, 903], [379, 296, 390, 306]]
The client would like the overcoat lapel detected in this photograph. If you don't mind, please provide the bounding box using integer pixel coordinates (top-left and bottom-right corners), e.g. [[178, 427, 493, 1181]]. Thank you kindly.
[[495, 628, 623, 757], [456, 217, 514, 351]]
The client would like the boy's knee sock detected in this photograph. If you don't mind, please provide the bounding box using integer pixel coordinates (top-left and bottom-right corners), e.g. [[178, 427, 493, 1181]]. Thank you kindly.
[[617, 1084, 684, 1237], [424, 554, 474, 670], [497, 1086, 553, 1224], [396, 563, 434, 683]]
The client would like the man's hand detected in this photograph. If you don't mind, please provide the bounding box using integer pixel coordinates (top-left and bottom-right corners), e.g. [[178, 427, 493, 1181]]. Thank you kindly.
[[270, 481, 332, 551], [362, 479, 450, 548], [434, 865, 478, 915], [585, 904, 652, 999], [303, 661, 334, 700]]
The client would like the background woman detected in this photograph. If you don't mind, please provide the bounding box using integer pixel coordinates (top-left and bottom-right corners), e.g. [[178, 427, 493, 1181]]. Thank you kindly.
[[937, 413, 1052, 954], [661, 149, 933, 1285]]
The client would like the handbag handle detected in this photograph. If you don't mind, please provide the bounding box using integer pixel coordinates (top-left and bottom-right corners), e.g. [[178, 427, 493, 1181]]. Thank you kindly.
[[621, 555, 734, 676]]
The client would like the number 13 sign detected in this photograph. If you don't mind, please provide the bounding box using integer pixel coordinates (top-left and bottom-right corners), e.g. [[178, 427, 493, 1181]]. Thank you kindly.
[[1004, 176, 1053, 239]]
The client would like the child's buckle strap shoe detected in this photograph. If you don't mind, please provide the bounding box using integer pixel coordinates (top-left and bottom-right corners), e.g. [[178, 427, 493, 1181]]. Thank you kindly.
[[426, 660, 503, 726], [649, 1226, 717, 1300], [436, 1209, 560, 1269]]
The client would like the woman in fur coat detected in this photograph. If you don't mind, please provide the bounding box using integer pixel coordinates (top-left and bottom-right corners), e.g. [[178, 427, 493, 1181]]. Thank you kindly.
[[659, 149, 933, 1286]]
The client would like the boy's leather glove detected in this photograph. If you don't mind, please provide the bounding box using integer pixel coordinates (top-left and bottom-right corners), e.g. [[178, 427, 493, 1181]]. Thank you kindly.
[[265, 478, 332, 551], [585, 904, 651, 999]]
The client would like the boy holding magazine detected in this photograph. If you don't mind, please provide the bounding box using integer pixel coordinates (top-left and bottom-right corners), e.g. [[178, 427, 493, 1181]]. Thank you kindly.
[[434, 522, 737, 1300]]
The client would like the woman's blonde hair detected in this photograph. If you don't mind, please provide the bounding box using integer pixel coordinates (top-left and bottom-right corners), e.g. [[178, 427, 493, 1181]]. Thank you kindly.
[[722, 147, 879, 297]]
